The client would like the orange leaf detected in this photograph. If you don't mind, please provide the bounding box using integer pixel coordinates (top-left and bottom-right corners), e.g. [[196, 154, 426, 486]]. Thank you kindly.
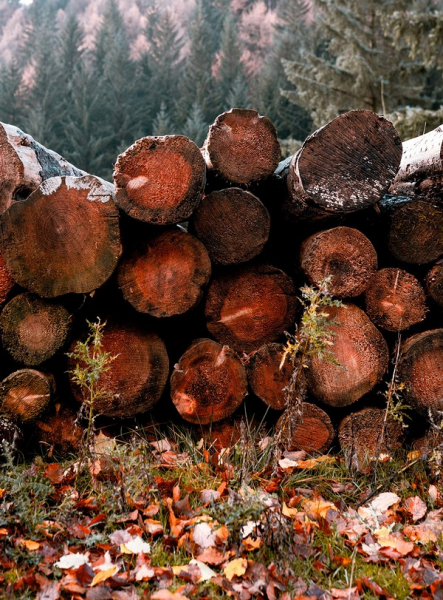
[[151, 590, 190, 600], [90, 565, 119, 586], [224, 558, 248, 580], [242, 536, 262, 551], [21, 539, 40, 551], [404, 496, 427, 521]]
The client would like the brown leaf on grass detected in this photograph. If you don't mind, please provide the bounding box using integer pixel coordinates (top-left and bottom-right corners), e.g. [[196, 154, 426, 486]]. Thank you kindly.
[[36, 580, 61, 600], [356, 576, 394, 599], [330, 587, 359, 599], [20, 539, 41, 551], [90, 566, 119, 587], [224, 558, 248, 581], [404, 496, 427, 521], [68, 521, 91, 539], [196, 547, 228, 566], [200, 489, 221, 504], [44, 463, 64, 485], [151, 590, 189, 600], [375, 530, 415, 556], [143, 519, 163, 536]]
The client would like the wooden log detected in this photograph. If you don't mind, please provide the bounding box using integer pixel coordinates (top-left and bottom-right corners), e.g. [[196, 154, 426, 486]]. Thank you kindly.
[[205, 264, 298, 354], [388, 200, 443, 265], [277, 402, 334, 454], [0, 293, 72, 366], [114, 135, 206, 224], [170, 338, 248, 424], [390, 124, 443, 200], [68, 320, 169, 419], [0, 175, 122, 298], [35, 403, 84, 457], [299, 226, 377, 297], [202, 108, 281, 186], [0, 122, 86, 214], [196, 414, 261, 452], [307, 304, 389, 407], [338, 407, 404, 466], [190, 188, 270, 265], [0, 369, 54, 424], [0, 253, 14, 305], [426, 262, 443, 308], [398, 329, 443, 416], [286, 110, 402, 218], [118, 229, 211, 318], [364, 268, 427, 332], [247, 343, 292, 411]]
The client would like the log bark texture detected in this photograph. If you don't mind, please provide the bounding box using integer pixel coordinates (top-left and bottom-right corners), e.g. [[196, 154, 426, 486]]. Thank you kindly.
[[0, 253, 14, 305], [114, 135, 206, 224], [118, 229, 211, 317], [364, 268, 427, 332], [0, 293, 72, 366], [35, 403, 84, 456], [68, 320, 169, 419], [0, 175, 122, 297], [390, 124, 443, 199], [0, 122, 86, 214], [170, 338, 248, 424], [388, 200, 443, 265], [247, 343, 292, 410], [202, 109, 281, 185], [426, 262, 443, 308], [0, 369, 54, 423], [190, 187, 270, 265], [300, 226, 377, 297], [307, 304, 389, 407], [398, 329, 443, 416], [338, 407, 404, 466], [286, 110, 402, 218], [277, 402, 334, 454], [205, 264, 298, 353]]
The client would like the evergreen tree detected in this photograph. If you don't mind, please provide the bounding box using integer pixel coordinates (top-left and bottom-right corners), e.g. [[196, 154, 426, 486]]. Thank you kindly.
[[282, 0, 443, 128], [0, 59, 26, 126], [152, 102, 174, 136], [182, 102, 208, 147]]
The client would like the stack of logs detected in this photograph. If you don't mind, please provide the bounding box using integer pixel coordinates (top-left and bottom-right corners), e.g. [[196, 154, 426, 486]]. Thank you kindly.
[[0, 108, 442, 464]]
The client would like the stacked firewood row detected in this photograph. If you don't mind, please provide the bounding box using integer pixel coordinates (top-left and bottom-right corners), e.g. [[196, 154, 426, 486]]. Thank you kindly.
[[0, 110, 441, 463]]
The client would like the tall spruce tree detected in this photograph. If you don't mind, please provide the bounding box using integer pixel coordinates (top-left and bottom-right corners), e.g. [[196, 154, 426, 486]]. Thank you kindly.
[[282, 0, 443, 129], [0, 59, 26, 127]]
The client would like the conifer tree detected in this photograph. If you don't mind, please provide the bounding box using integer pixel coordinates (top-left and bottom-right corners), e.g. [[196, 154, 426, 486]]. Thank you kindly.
[[0, 59, 26, 127], [152, 102, 174, 136], [182, 102, 208, 147], [282, 0, 443, 128]]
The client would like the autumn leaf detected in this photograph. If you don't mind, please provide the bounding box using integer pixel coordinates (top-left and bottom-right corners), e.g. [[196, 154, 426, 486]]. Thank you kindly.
[[120, 536, 151, 554], [21, 539, 40, 551], [370, 492, 400, 513], [302, 497, 337, 520], [224, 558, 248, 580], [404, 496, 427, 521], [151, 590, 189, 600], [55, 552, 90, 569], [90, 565, 119, 586]]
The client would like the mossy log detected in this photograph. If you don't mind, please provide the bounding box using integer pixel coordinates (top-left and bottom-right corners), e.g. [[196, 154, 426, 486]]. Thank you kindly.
[[0, 293, 72, 366], [364, 268, 427, 332], [114, 135, 206, 224], [118, 229, 211, 317], [170, 338, 248, 424], [0, 369, 54, 424], [307, 304, 389, 407], [0, 175, 122, 297], [300, 226, 377, 297]]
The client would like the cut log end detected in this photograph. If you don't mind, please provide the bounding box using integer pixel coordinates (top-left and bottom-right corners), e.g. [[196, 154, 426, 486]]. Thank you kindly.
[[114, 135, 206, 224], [0, 175, 122, 298], [0, 293, 71, 366], [426, 263, 443, 308], [307, 304, 389, 407], [170, 339, 248, 424], [191, 187, 270, 265], [300, 226, 378, 297], [69, 320, 169, 419], [398, 329, 443, 416], [338, 407, 404, 466], [0, 369, 54, 424], [365, 268, 427, 332], [203, 109, 281, 185], [205, 264, 298, 353], [0, 253, 14, 304], [277, 402, 334, 454], [247, 343, 292, 410], [35, 403, 84, 456]]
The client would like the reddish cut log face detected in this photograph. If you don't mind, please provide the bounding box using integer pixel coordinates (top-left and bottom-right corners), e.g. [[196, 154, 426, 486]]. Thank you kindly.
[[365, 268, 427, 332], [0, 369, 53, 424], [114, 135, 206, 224], [248, 343, 292, 410], [118, 229, 211, 317], [0, 253, 14, 304], [170, 338, 248, 424], [191, 188, 271, 265], [0, 293, 71, 366], [398, 329, 443, 415], [36, 403, 83, 456], [388, 201, 443, 265], [205, 264, 298, 353], [295, 110, 402, 212], [300, 226, 377, 297], [277, 402, 335, 454], [426, 263, 443, 307], [0, 176, 121, 298], [203, 109, 281, 185], [307, 304, 389, 407], [69, 321, 169, 419]]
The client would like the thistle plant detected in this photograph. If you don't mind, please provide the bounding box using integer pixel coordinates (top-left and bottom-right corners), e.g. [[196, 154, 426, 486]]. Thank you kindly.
[[66, 318, 117, 457]]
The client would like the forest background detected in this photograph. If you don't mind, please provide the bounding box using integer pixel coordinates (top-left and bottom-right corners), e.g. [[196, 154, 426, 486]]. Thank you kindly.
[[0, 0, 442, 181]]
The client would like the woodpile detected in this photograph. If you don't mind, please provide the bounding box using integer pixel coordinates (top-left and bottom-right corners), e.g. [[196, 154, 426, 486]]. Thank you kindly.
[[0, 108, 441, 464]]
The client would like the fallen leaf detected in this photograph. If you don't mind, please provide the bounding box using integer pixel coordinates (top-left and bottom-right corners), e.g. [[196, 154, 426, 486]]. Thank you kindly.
[[44, 463, 64, 484], [242, 536, 262, 550], [375, 531, 414, 556], [278, 457, 299, 469], [120, 536, 151, 554], [151, 590, 189, 600], [21, 539, 40, 551], [224, 558, 248, 580], [196, 547, 227, 566], [55, 552, 90, 570], [192, 522, 216, 548], [302, 497, 336, 520], [189, 559, 217, 581], [36, 580, 60, 600], [297, 455, 335, 469], [150, 439, 171, 453], [282, 502, 298, 518], [240, 520, 259, 538], [90, 565, 119, 586], [370, 492, 400, 513], [144, 519, 163, 536], [404, 496, 427, 521]]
